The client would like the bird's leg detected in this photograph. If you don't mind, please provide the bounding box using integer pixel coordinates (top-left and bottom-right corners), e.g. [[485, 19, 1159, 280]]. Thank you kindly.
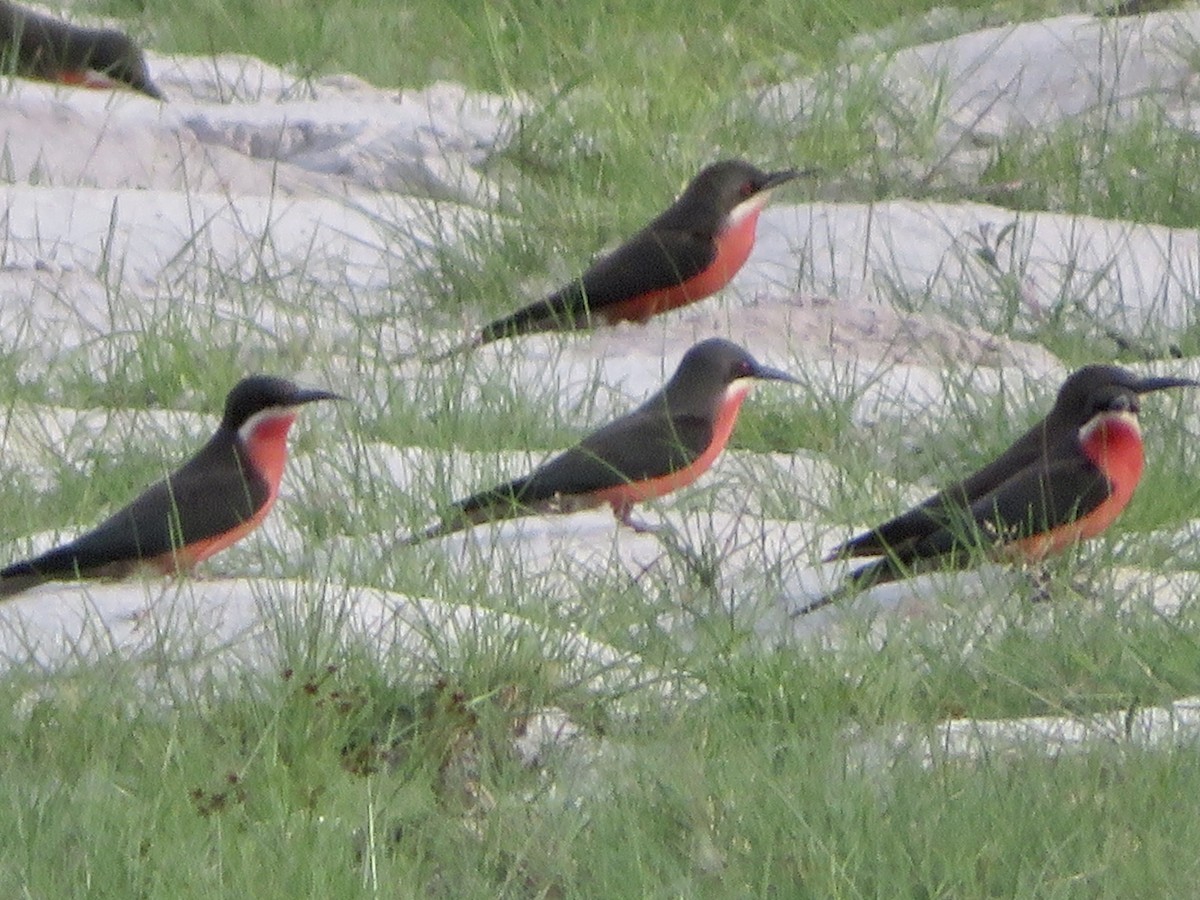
[[614, 502, 664, 535]]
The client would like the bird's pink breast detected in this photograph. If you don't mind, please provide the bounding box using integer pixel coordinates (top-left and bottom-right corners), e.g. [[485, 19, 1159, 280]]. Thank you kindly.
[[599, 209, 763, 324], [1011, 415, 1144, 561], [153, 413, 297, 571]]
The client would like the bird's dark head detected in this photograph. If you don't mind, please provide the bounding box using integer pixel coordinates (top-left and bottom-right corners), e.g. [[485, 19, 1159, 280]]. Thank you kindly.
[[221, 376, 343, 436], [1053, 364, 1198, 428], [682, 159, 803, 226], [664, 338, 798, 414], [85, 29, 164, 99]]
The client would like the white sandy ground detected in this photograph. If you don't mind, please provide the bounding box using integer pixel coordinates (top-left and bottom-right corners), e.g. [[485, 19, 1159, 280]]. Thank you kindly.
[[0, 577, 683, 698], [758, 9, 1200, 187], [884, 693, 1200, 766], [2, 10, 1200, 766]]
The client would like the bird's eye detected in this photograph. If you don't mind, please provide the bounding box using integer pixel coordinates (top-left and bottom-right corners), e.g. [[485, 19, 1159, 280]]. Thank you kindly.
[[1096, 392, 1134, 415], [1110, 394, 1133, 412], [739, 180, 755, 198], [734, 360, 754, 378]]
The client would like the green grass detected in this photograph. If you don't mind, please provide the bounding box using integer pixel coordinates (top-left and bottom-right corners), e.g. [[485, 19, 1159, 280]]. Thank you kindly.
[[4, 0, 1200, 895], [984, 109, 1200, 229], [4, 596, 1200, 896], [100, 0, 1052, 95]]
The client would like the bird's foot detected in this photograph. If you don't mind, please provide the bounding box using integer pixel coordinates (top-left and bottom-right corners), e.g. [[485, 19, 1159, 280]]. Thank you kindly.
[[618, 509, 666, 535]]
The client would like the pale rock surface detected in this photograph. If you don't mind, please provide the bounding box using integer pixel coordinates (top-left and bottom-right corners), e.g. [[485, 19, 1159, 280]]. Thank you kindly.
[[900, 695, 1200, 764], [0, 578, 672, 698], [760, 200, 1200, 341], [758, 10, 1200, 185], [0, 56, 520, 200]]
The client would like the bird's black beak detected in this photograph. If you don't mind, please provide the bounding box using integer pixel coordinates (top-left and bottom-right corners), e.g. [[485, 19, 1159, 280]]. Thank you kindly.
[[291, 387, 346, 406], [751, 362, 801, 385], [1134, 375, 1200, 395], [762, 168, 814, 191]]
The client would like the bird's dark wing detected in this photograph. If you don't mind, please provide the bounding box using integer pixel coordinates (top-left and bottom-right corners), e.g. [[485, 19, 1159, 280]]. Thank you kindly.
[[798, 455, 1113, 615], [409, 411, 713, 542], [903, 457, 1111, 562], [479, 227, 714, 341], [515, 410, 711, 501], [2, 5, 90, 77], [828, 420, 1056, 559], [850, 456, 1111, 590], [1, 443, 268, 581]]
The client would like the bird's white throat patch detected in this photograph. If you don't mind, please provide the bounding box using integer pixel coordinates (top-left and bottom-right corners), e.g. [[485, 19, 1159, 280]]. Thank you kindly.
[[724, 379, 755, 403], [239, 405, 299, 442], [1078, 409, 1140, 443], [726, 189, 774, 228]]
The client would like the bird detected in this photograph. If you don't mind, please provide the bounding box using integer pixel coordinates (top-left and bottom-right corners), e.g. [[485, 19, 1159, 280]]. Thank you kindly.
[[0, 1, 164, 99], [439, 160, 800, 356], [801, 365, 1199, 613], [0, 376, 342, 598], [407, 338, 798, 543]]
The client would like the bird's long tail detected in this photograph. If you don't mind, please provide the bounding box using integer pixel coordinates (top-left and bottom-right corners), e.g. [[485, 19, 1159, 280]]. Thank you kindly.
[[0, 572, 50, 601], [419, 332, 486, 364], [792, 557, 901, 617], [403, 484, 531, 546]]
